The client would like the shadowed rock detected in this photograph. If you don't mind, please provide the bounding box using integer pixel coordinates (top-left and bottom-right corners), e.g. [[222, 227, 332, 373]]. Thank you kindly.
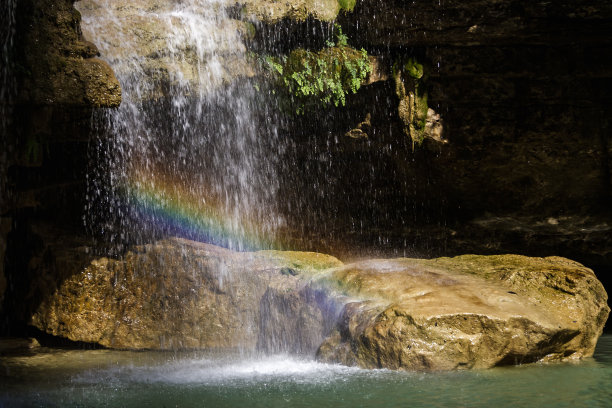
[[15, 0, 121, 107]]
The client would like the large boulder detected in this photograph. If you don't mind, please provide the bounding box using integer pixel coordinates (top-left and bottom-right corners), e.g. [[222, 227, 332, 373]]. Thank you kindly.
[[30, 238, 343, 351], [315, 255, 610, 370], [31, 238, 609, 370]]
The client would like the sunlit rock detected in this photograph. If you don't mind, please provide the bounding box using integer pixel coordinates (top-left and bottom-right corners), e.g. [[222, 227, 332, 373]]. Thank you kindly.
[[316, 255, 610, 370], [30, 238, 342, 351], [31, 239, 608, 370], [240, 0, 340, 23], [75, 0, 255, 98]]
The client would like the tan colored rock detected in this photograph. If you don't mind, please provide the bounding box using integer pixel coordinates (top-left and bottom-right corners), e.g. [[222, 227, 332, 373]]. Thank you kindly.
[[315, 255, 610, 370], [31, 240, 608, 370], [50, 57, 121, 107], [241, 0, 340, 23], [75, 0, 255, 98], [31, 238, 342, 351]]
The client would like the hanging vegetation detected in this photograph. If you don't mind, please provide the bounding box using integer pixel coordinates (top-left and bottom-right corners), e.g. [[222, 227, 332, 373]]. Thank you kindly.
[[260, 25, 372, 114], [393, 57, 429, 148]]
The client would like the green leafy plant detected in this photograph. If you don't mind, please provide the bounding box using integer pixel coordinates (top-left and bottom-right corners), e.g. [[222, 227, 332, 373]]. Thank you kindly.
[[261, 25, 371, 114]]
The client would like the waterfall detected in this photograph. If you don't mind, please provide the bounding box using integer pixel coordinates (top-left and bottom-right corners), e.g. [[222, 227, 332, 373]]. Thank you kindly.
[[78, 0, 284, 252]]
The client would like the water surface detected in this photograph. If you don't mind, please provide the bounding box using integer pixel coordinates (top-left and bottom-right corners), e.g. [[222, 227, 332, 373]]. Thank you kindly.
[[2, 335, 611, 407]]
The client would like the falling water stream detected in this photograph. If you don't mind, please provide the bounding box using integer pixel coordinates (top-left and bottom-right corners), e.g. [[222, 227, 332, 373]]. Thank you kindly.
[[79, 0, 284, 251], [2, 1, 610, 406]]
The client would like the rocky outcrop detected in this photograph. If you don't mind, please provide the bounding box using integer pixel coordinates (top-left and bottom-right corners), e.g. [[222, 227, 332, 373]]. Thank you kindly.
[[30, 238, 609, 370], [240, 0, 341, 23], [338, 0, 612, 47], [274, 0, 612, 286], [316, 255, 610, 370], [1, 0, 122, 323], [30, 238, 343, 351], [75, 0, 256, 98], [14, 0, 121, 107]]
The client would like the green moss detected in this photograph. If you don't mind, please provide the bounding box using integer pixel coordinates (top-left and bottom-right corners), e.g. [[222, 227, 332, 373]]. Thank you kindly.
[[393, 57, 429, 148], [243, 21, 257, 40], [338, 0, 356, 12], [260, 25, 371, 114], [405, 58, 424, 80], [255, 250, 343, 277]]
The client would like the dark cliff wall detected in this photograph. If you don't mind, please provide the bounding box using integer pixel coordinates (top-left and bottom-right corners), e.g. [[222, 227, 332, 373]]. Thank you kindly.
[[0, 0, 120, 333], [1, 0, 611, 333], [259, 0, 612, 315], [275, 1, 612, 263]]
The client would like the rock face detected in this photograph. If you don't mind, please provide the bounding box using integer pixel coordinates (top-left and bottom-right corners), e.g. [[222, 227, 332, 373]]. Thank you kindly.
[[275, 0, 612, 285], [316, 255, 610, 370], [31, 238, 343, 351], [240, 0, 340, 22], [338, 0, 612, 47], [31, 238, 609, 370], [1, 0, 121, 323], [75, 0, 255, 98], [3, 0, 612, 348], [14, 0, 121, 107]]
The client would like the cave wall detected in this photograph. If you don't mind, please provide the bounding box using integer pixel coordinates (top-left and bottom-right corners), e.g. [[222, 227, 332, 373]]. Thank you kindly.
[[274, 0, 612, 265], [0, 0, 120, 333], [1, 0, 611, 333]]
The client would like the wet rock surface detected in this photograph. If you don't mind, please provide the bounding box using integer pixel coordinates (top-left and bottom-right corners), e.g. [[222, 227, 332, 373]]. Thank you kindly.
[[75, 0, 255, 98], [30, 238, 343, 351], [3, 0, 612, 358], [316, 255, 610, 370], [240, 0, 340, 23], [273, 0, 612, 285], [31, 239, 609, 370]]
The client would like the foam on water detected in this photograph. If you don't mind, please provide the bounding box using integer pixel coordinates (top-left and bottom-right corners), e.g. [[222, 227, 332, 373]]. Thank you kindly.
[[72, 355, 369, 386], [3, 337, 612, 408]]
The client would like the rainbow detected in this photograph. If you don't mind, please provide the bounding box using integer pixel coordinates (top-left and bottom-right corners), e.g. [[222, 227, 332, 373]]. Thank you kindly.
[[123, 173, 281, 251]]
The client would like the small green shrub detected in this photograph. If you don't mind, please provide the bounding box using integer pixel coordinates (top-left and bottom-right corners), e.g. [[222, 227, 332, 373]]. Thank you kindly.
[[261, 25, 371, 114]]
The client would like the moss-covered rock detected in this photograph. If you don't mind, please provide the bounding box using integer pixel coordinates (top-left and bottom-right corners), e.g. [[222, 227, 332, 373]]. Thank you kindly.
[[393, 58, 445, 147], [260, 27, 373, 114]]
